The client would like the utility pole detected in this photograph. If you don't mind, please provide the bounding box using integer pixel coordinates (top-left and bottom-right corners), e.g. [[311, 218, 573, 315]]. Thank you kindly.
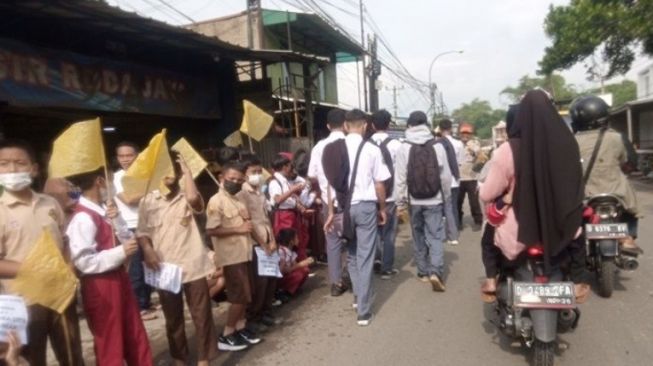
[[359, 0, 368, 111], [367, 33, 380, 112], [386, 85, 404, 120], [429, 83, 438, 119], [246, 0, 261, 80]]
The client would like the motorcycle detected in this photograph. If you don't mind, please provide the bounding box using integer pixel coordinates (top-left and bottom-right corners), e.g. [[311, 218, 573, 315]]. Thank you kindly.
[[584, 194, 639, 298], [493, 245, 579, 366]]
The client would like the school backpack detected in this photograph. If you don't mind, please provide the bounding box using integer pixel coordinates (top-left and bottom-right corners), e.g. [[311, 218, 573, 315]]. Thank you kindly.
[[377, 137, 395, 197], [407, 140, 441, 199]]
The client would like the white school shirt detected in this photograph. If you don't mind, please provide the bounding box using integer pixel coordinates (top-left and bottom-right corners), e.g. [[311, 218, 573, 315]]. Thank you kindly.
[[113, 169, 139, 229], [446, 135, 464, 189], [345, 134, 391, 205], [371, 131, 402, 202], [308, 130, 346, 207], [268, 172, 297, 210], [66, 196, 127, 275]]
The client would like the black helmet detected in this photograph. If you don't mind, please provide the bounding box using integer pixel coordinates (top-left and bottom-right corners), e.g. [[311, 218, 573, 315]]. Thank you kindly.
[[570, 95, 609, 131]]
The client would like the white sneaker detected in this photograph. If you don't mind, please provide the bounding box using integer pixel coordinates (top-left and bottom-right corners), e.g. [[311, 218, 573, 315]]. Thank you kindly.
[[449, 240, 459, 246]]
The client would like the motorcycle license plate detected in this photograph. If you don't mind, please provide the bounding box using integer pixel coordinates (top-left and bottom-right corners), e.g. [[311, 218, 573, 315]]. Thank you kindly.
[[585, 223, 629, 240], [513, 282, 575, 309]]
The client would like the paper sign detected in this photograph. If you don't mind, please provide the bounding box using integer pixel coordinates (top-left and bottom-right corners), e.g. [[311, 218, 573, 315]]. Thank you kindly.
[[0, 295, 28, 345], [143, 262, 183, 294], [255, 247, 283, 278]]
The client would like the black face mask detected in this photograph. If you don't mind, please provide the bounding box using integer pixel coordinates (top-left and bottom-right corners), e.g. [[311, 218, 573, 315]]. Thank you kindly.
[[223, 180, 242, 195]]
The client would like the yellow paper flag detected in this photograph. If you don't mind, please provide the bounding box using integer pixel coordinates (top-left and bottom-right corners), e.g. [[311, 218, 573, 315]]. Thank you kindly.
[[172, 138, 207, 179], [240, 100, 274, 141], [122, 129, 173, 201], [223, 130, 243, 148], [49, 118, 106, 178], [11, 229, 78, 314]]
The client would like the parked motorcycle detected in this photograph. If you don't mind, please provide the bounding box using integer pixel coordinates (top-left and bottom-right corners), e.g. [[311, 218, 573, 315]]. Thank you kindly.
[[493, 245, 579, 366], [584, 194, 639, 298]]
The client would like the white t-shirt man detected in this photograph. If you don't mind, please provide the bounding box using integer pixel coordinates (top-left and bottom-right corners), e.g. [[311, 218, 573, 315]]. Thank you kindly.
[[113, 169, 139, 229], [344, 134, 391, 205], [308, 130, 346, 207]]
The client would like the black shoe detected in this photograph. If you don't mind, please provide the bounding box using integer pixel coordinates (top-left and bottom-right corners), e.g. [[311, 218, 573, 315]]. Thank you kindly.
[[357, 313, 373, 326], [237, 328, 262, 345], [218, 334, 248, 351], [373, 260, 382, 274], [341, 274, 353, 291], [331, 283, 347, 297], [246, 321, 268, 333], [276, 290, 291, 303], [380, 269, 399, 280], [261, 314, 282, 327]]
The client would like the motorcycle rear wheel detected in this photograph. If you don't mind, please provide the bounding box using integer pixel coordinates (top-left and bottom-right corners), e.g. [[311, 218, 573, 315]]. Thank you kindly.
[[598, 258, 616, 298], [532, 340, 555, 366]]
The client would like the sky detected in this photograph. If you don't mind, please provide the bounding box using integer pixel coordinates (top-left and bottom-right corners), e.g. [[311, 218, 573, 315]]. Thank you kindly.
[[109, 0, 651, 117]]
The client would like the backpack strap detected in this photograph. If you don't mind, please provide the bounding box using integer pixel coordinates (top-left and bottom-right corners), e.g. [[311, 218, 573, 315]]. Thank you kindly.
[[583, 128, 607, 185], [346, 141, 367, 208]]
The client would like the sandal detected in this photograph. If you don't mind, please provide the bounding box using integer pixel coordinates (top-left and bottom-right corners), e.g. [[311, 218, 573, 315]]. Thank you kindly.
[[480, 278, 497, 303]]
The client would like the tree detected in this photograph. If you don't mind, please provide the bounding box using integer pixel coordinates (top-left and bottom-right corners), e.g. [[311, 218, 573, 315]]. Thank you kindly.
[[451, 98, 506, 139], [501, 74, 578, 103], [584, 79, 636, 107], [540, 0, 653, 78]]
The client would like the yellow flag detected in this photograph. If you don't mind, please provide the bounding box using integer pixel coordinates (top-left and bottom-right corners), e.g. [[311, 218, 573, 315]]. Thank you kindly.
[[11, 229, 78, 314], [240, 100, 274, 141], [223, 130, 243, 148], [122, 129, 173, 201], [49, 118, 106, 178], [172, 138, 207, 179]]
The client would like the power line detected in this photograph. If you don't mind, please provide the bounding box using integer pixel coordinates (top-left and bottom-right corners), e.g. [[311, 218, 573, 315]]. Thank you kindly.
[[156, 0, 196, 24]]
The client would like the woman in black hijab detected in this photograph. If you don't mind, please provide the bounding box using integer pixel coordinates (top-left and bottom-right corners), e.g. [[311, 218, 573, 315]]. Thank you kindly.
[[480, 90, 590, 302]]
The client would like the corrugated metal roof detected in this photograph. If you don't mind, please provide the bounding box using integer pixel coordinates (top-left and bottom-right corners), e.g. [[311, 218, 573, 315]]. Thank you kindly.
[[0, 0, 327, 65]]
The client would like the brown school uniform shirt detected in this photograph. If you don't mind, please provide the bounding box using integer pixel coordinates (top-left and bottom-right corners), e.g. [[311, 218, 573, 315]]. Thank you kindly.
[[0, 191, 66, 293], [236, 183, 273, 245], [206, 189, 252, 267], [137, 190, 214, 284]]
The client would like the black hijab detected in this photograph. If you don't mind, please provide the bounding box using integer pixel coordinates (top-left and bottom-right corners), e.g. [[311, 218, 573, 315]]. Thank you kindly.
[[511, 90, 584, 265]]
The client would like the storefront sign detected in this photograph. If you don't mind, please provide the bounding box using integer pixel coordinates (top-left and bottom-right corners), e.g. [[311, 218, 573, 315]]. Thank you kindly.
[[0, 38, 220, 118]]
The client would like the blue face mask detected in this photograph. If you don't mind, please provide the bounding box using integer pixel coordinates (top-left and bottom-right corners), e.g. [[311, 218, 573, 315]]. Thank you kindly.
[[261, 184, 269, 195]]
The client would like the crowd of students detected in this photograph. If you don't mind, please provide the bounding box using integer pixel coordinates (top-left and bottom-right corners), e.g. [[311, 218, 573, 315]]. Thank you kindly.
[[0, 105, 489, 365]]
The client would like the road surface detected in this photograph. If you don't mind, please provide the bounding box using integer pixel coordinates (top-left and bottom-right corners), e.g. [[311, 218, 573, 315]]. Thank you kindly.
[[57, 181, 653, 365]]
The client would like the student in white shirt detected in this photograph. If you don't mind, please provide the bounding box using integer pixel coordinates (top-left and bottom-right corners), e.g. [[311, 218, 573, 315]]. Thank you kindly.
[[326, 109, 390, 327], [369, 110, 402, 279], [307, 109, 349, 296], [113, 141, 156, 320], [67, 168, 153, 365], [268, 154, 307, 259]]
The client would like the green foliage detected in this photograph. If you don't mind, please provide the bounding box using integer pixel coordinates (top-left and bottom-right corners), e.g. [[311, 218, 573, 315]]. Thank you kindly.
[[500, 74, 578, 103], [585, 79, 636, 107], [451, 98, 506, 139], [540, 0, 653, 78]]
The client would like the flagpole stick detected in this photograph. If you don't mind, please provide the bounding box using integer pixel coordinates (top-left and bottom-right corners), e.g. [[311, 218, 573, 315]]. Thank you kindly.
[[204, 168, 221, 187], [247, 134, 255, 154]]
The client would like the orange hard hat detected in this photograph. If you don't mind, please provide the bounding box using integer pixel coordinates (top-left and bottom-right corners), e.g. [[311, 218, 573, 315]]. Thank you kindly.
[[459, 122, 474, 134]]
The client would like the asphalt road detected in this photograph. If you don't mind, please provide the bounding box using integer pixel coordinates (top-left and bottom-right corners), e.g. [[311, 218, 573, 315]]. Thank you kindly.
[[214, 180, 653, 366]]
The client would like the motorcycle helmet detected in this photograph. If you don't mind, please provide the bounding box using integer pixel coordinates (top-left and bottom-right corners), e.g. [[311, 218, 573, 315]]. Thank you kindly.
[[569, 95, 609, 132]]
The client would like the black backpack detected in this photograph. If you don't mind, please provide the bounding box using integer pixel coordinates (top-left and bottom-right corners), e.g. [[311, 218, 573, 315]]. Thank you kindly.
[[407, 140, 441, 199], [377, 137, 394, 197]]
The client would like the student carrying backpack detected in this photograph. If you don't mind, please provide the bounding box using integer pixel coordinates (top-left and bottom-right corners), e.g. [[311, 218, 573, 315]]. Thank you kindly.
[[407, 139, 441, 199], [394, 111, 453, 293]]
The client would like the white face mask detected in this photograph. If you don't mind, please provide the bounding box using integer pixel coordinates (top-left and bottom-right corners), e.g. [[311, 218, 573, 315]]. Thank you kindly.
[[247, 174, 263, 187], [0, 172, 33, 192]]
